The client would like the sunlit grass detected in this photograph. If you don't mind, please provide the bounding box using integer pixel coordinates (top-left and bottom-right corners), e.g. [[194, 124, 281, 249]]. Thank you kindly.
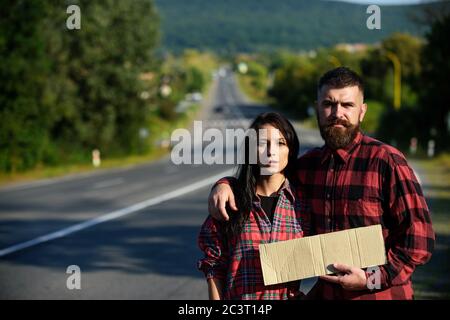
[[414, 154, 450, 234], [236, 73, 269, 103], [0, 148, 170, 187]]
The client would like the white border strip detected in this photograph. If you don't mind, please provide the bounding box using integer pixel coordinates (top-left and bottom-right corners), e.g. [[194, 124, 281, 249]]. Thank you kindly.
[[0, 169, 234, 258]]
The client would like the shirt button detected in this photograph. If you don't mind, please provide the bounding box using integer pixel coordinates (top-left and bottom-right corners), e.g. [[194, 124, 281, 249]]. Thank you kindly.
[[326, 194, 331, 199]]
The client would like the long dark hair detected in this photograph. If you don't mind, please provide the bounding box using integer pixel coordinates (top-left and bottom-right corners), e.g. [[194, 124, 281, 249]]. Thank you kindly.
[[224, 112, 300, 240]]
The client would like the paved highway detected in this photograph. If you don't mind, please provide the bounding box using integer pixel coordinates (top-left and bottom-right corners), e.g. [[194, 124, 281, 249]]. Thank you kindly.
[[0, 70, 323, 299]]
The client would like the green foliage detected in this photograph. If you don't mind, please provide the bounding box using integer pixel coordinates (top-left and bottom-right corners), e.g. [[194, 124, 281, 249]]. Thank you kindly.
[[369, 16, 450, 154], [234, 58, 269, 99], [268, 56, 317, 118], [185, 67, 205, 93], [246, 61, 268, 91], [156, 52, 213, 121], [154, 0, 431, 53], [265, 28, 449, 155], [267, 49, 366, 119], [419, 13, 450, 152], [376, 107, 422, 151], [361, 33, 423, 107], [0, 1, 51, 172], [0, 0, 160, 172], [382, 33, 423, 80], [361, 100, 385, 135]]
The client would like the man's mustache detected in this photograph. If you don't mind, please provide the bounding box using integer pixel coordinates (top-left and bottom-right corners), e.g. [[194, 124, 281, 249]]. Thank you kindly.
[[326, 118, 351, 128]]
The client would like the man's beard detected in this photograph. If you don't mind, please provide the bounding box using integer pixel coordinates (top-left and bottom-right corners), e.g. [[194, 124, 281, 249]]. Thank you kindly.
[[318, 118, 360, 150]]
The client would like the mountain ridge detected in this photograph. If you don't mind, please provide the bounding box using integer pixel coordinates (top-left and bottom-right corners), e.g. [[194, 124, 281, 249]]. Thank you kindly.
[[154, 0, 432, 53]]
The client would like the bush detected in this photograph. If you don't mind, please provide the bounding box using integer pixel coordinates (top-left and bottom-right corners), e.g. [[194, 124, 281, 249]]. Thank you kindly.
[[361, 100, 386, 135]]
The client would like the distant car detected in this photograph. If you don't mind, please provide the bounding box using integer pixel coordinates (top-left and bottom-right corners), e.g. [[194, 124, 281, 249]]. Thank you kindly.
[[218, 68, 226, 77], [214, 105, 224, 113], [191, 92, 203, 102], [186, 92, 203, 103]]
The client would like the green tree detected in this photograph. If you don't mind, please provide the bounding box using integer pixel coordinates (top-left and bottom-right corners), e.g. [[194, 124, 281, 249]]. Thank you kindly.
[[420, 13, 450, 152], [48, 0, 160, 156], [246, 61, 268, 91], [185, 67, 204, 93], [268, 56, 317, 118], [0, 0, 160, 172], [361, 33, 423, 108], [0, 1, 51, 172]]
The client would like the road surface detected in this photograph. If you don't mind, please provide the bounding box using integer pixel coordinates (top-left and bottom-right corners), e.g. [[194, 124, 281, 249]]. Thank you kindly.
[[0, 69, 323, 299]]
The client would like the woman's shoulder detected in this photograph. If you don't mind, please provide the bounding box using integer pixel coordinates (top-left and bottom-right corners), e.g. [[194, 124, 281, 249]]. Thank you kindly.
[[279, 178, 299, 202]]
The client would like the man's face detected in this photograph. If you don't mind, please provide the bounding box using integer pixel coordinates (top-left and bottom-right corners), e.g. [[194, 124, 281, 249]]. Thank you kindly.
[[316, 85, 367, 150]]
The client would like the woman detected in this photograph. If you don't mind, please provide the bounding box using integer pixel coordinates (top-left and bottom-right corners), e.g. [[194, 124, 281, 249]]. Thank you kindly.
[[197, 112, 306, 300]]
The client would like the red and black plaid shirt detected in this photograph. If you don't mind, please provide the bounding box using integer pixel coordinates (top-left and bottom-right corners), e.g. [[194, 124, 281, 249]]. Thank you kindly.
[[198, 179, 305, 300], [297, 132, 435, 300]]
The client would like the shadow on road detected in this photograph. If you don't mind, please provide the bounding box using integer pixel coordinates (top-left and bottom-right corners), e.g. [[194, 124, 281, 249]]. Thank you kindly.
[[412, 231, 450, 299], [412, 167, 450, 299], [0, 195, 212, 280]]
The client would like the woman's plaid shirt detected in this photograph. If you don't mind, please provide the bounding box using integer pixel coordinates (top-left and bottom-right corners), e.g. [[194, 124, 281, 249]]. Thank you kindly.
[[198, 179, 305, 300]]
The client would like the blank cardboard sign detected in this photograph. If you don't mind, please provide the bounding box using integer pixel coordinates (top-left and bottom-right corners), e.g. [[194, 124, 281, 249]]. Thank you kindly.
[[259, 224, 387, 286]]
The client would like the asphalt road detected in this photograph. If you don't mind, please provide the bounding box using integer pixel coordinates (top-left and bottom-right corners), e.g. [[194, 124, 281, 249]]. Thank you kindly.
[[0, 69, 323, 299]]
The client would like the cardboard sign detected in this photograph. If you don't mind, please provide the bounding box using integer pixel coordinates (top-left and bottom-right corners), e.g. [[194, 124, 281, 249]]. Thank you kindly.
[[259, 224, 387, 285]]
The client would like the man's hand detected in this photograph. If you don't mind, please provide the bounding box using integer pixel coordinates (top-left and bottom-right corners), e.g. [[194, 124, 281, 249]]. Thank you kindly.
[[320, 263, 367, 291], [208, 183, 238, 221]]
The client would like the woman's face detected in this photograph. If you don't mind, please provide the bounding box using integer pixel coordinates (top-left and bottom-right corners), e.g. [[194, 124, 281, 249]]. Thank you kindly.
[[257, 124, 289, 176]]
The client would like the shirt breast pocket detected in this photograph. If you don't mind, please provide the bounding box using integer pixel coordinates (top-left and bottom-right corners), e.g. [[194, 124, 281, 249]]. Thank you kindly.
[[345, 198, 383, 227]]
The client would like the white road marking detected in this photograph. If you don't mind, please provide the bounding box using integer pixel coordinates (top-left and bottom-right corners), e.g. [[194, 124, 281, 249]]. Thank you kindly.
[[92, 178, 124, 189], [0, 169, 234, 258]]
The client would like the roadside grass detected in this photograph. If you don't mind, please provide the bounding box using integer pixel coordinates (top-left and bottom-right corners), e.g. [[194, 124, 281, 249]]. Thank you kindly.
[[411, 153, 450, 299], [0, 102, 203, 189], [236, 73, 269, 104], [0, 57, 223, 189], [0, 147, 170, 188]]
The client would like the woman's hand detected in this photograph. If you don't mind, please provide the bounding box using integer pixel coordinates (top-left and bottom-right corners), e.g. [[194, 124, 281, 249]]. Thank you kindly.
[[207, 278, 224, 300]]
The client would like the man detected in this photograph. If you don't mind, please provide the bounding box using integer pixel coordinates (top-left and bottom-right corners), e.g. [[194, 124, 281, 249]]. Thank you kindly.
[[208, 67, 435, 300]]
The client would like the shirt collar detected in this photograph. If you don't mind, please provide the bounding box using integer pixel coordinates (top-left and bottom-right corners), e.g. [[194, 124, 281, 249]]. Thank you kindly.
[[320, 131, 363, 165], [253, 178, 296, 203]]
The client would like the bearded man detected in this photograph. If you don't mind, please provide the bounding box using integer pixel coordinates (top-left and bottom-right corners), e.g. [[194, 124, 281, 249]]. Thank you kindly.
[[207, 67, 435, 300]]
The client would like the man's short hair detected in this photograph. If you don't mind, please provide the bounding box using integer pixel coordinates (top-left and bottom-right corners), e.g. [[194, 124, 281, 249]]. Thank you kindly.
[[318, 67, 364, 95]]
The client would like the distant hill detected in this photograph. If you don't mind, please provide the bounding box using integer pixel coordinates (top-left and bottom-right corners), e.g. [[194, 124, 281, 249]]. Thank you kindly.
[[153, 0, 432, 53]]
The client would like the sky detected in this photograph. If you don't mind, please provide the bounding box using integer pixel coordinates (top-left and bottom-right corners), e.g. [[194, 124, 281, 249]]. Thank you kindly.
[[332, 0, 436, 5]]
